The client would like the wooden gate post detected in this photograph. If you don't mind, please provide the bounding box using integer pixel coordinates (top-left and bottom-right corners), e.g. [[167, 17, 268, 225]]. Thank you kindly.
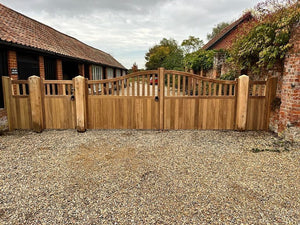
[[28, 76, 43, 132], [74, 75, 86, 132], [264, 76, 278, 130], [2, 76, 14, 131], [158, 67, 165, 130], [236, 75, 249, 130]]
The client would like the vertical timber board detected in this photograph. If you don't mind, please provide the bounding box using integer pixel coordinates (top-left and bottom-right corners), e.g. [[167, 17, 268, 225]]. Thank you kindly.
[[13, 97, 32, 129], [159, 68, 165, 130], [2, 77, 14, 130], [246, 98, 266, 130], [44, 97, 75, 129], [40, 78, 46, 129], [236, 75, 249, 130], [29, 76, 43, 132]]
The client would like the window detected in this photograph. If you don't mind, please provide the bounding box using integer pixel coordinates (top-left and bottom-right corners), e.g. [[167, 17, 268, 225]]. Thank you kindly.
[[106, 68, 114, 79], [92, 65, 103, 80], [116, 69, 121, 77]]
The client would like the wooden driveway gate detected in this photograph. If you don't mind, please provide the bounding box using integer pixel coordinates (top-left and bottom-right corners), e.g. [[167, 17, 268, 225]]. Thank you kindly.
[[2, 68, 277, 132]]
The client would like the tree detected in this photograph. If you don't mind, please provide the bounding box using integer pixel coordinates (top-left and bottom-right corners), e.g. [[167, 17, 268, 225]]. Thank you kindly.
[[181, 36, 204, 54], [145, 38, 184, 70], [184, 49, 215, 73], [207, 22, 230, 40], [131, 62, 138, 72]]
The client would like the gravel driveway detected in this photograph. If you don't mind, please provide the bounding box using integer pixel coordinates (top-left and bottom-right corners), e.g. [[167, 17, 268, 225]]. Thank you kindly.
[[0, 130, 299, 224]]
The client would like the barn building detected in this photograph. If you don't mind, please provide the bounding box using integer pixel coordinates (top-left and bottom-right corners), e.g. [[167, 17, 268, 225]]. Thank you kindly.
[[0, 3, 127, 112]]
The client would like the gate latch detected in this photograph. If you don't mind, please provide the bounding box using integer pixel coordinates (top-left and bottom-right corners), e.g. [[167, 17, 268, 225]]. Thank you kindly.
[[70, 95, 75, 101], [155, 96, 159, 102]]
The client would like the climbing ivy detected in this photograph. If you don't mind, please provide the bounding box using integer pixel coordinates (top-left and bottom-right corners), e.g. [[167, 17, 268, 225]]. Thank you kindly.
[[184, 49, 215, 73], [230, 0, 300, 74]]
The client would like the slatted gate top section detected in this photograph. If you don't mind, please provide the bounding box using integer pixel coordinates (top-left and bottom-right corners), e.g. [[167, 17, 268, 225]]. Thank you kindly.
[[87, 70, 159, 97], [43, 80, 74, 96], [163, 70, 236, 97]]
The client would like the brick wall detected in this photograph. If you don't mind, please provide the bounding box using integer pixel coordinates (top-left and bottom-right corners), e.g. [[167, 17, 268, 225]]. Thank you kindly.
[[7, 50, 18, 80], [56, 59, 63, 80], [271, 24, 300, 141], [89, 65, 92, 80], [39, 56, 45, 79], [212, 28, 238, 50]]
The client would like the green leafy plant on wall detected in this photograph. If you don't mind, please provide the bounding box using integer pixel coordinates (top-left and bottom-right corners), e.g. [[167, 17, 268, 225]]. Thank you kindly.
[[230, 0, 300, 75]]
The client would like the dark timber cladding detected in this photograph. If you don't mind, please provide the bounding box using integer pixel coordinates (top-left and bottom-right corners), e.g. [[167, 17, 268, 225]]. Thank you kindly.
[[2, 69, 278, 132], [17, 51, 40, 80]]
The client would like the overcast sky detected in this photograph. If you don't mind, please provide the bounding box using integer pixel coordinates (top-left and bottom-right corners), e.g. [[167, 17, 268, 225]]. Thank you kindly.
[[0, 0, 262, 69]]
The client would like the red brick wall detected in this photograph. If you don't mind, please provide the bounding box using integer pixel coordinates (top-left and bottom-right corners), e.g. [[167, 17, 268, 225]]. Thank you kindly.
[[278, 25, 300, 134], [39, 56, 45, 79], [56, 59, 63, 80], [89, 65, 92, 80], [268, 24, 300, 140], [210, 26, 243, 50], [7, 50, 18, 80]]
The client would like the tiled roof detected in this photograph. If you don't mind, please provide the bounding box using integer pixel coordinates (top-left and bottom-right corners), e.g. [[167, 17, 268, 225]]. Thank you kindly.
[[202, 12, 253, 50], [0, 3, 126, 69]]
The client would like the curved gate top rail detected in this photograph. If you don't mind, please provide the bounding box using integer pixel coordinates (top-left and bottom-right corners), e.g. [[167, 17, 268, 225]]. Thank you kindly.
[[86, 69, 237, 97]]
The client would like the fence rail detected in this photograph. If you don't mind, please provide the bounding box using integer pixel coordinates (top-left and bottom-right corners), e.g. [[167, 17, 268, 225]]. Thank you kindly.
[[2, 68, 278, 132]]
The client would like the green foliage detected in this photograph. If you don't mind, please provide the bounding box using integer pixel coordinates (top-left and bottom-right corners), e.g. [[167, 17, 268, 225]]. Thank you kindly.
[[230, 0, 300, 74], [207, 22, 230, 40], [184, 49, 215, 72], [181, 36, 204, 54], [145, 38, 184, 70], [219, 72, 236, 80]]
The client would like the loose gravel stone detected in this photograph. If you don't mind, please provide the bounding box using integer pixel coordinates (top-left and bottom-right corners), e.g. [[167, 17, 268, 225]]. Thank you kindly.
[[0, 130, 299, 224]]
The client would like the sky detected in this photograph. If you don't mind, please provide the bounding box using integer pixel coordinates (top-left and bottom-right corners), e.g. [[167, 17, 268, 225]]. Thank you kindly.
[[0, 0, 262, 69]]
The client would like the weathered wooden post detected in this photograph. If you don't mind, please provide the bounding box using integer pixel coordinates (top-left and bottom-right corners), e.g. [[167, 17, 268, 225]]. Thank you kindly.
[[29, 76, 43, 132], [158, 67, 165, 130], [74, 75, 86, 132], [236, 75, 249, 130], [264, 76, 278, 130], [2, 76, 14, 131]]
